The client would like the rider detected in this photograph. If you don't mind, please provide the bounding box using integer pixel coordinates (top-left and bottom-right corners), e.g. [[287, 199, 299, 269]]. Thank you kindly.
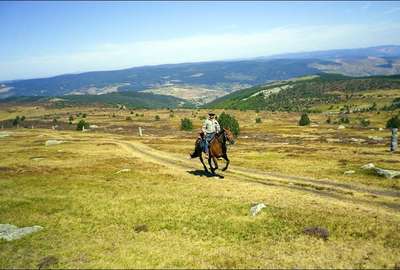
[[201, 112, 220, 157]]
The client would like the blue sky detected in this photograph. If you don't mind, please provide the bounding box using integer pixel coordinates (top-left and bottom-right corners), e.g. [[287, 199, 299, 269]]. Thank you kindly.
[[1, 1, 400, 80]]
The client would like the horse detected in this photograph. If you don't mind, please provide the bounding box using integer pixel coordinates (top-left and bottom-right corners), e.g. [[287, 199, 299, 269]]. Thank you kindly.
[[190, 128, 235, 174]]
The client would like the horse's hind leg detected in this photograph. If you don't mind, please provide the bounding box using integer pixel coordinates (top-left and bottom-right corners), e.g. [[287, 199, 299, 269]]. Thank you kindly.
[[222, 154, 230, 171], [199, 154, 209, 173]]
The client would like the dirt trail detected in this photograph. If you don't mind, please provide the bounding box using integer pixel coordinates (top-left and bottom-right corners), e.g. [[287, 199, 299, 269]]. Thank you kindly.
[[112, 139, 399, 211]]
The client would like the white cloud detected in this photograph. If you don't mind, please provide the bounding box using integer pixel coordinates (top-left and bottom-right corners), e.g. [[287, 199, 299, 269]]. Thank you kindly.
[[1, 23, 400, 80]]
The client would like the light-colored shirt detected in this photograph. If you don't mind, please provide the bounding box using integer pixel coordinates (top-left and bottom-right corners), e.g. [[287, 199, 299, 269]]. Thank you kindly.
[[202, 118, 220, 134]]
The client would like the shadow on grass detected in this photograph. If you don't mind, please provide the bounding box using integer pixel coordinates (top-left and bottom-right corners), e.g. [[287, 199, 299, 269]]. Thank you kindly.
[[187, 170, 224, 179]]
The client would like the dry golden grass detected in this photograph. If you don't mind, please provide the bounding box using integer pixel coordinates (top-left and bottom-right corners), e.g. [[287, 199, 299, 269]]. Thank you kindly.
[[0, 104, 400, 268]]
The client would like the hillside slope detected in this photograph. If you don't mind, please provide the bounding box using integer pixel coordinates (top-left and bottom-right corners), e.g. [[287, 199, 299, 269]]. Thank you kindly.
[[205, 74, 400, 112]]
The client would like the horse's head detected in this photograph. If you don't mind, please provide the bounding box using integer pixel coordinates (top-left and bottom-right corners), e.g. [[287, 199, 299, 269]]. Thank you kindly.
[[223, 128, 235, 144]]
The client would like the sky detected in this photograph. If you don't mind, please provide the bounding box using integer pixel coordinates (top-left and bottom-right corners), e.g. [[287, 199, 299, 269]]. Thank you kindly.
[[1, 1, 400, 81]]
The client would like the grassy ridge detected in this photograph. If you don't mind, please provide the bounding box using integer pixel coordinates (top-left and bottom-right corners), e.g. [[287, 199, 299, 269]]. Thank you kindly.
[[0, 92, 193, 109], [206, 74, 400, 111]]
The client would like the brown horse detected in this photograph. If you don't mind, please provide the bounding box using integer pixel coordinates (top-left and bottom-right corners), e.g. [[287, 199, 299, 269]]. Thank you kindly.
[[190, 128, 235, 174]]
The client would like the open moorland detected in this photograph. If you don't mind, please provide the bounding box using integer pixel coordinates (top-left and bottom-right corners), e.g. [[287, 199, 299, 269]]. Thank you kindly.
[[0, 102, 399, 268]]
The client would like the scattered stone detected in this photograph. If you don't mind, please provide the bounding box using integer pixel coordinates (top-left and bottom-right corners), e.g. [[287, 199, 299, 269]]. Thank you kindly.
[[368, 136, 384, 141], [133, 224, 148, 233], [89, 125, 99, 129], [326, 138, 341, 143], [250, 203, 266, 216], [350, 138, 366, 143], [0, 131, 11, 138], [115, 168, 131, 174], [379, 128, 384, 131], [310, 124, 319, 127], [116, 127, 124, 131], [374, 168, 400, 179], [0, 224, 43, 241], [344, 170, 355, 175], [45, 140, 64, 146], [31, 157, 45, 161], [303, 226, 329, 241], [338, 125, 346, 130], [361, 163, 400, 179], [37, 256, 59, 269], [361, 163, 375, 170]]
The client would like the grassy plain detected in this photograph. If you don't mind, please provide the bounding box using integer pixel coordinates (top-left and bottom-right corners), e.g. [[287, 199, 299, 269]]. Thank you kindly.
[[0, 103, 399, 268]]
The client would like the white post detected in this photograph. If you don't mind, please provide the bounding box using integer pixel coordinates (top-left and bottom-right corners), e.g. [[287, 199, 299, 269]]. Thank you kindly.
[[391, 128, 398, 152], [138, 127, 143, 137]]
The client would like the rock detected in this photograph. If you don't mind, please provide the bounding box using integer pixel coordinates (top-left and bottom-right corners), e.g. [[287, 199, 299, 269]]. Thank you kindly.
[[133, 224, 148, 233], [344, 170, 355, 175], [361, 163, 400, 179], [338, 125, 346, 129], [115, 169, 130, 174], [368, 136, 384, 141], [37, 256, 59, 269], [379, 128, 384, 131], [303, 226, 329, 240], [0, 224, 43, 241], [327, 138, 341, 143], [45, 140, 64, 146], [310, 124, 319, 127], [350, 138, 366, 143], [250, 203, 266, 216], [89, 125, 99, 129], [0, 131, 11, 138], [32, 157, 45, 161], [361, 163, 375, 170], [374, 168, 400, 179]]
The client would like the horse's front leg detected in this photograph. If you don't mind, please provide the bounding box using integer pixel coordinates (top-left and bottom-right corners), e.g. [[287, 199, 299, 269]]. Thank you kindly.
[[221, 154, 230, 171], [212, 156, 219, 171], [199, 154, 209, 173], [208, 155, 215, 174]]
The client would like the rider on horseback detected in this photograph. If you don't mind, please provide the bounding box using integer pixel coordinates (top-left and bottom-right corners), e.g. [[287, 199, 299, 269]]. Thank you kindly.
[[201, 112, 221, 157]]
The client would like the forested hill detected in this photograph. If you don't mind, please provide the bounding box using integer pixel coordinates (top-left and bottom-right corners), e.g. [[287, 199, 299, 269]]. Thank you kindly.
[[204, 74, 400, 112], [0, 91, 192, 109]]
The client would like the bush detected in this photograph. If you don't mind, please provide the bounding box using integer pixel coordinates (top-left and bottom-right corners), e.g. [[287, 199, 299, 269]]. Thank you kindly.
[[339, 116, 350, 124], [326, 117, 331, 124], [69, 116, 74, 122], [255, 117, 262, 123], [155, 115, 160, 121], [12, 116, 20, 126], [21, 116, 25, 122], [135, 113, 139, 117], [218, 112, 240, 137], [169, 113, 174, 118], [298, 113, 310, 126], [112, 113, 116, 118], [82, 113, 87, 118], [126, 116, 132, 121], [386, 116, 400, 129], [360, 118, 370, 127], [53, 118, 58, 124], [180, 118, 193, 131], [76, 120, 89, 131]]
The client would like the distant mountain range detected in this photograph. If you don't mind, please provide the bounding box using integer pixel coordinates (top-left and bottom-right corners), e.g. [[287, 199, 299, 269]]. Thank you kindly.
[[1, 45, 400, 106]]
